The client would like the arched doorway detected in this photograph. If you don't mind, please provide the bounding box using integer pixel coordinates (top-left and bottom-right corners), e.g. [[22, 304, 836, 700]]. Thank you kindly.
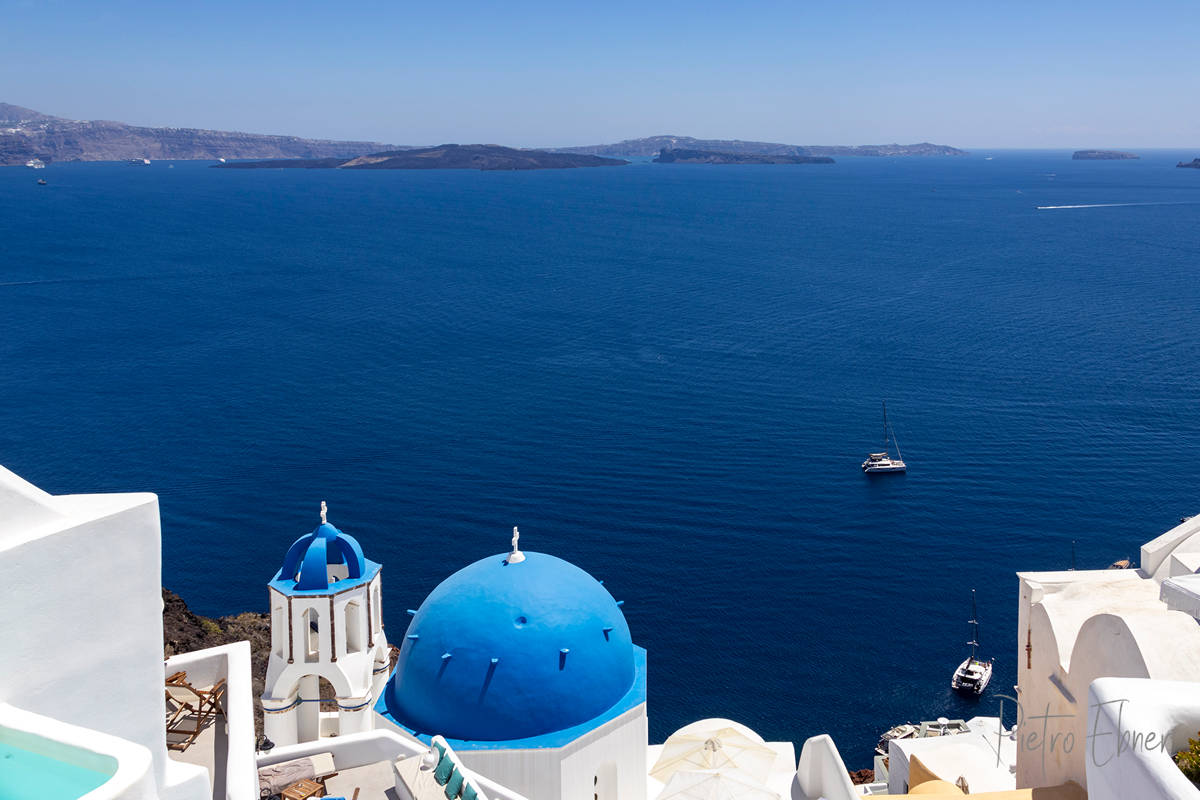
[[295, 675, 340, 742]]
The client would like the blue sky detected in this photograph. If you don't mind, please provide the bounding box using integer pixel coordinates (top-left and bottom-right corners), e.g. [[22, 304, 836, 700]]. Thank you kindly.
[[2, 0, 1196, 148]]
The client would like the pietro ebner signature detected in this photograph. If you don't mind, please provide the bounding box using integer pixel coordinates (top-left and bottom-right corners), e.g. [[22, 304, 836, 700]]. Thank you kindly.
[[993, 695, 1171, 775]]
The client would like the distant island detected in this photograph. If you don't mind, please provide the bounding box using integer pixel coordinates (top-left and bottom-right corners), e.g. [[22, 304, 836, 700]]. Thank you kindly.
[[1, 102, 965, 167], [0, 103, 395, 166], [214, 144, 627, 171], [554, 135, 965, 158], [1177, 159, 1200, 169], [653, 148, 834, 165], [1072, 150, 1139, 160]]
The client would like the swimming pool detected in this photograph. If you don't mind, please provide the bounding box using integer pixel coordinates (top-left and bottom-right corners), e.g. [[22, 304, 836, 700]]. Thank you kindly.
[[0, 739, 112, 800]]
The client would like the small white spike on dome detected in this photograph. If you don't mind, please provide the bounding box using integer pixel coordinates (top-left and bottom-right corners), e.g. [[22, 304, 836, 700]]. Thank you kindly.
[[320, 501, 328, 525], [507, 526, 525, 564]]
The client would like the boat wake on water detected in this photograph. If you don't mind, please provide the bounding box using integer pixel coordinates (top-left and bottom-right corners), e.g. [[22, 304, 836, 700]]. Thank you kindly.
[[1037, 201, 1198, 210]]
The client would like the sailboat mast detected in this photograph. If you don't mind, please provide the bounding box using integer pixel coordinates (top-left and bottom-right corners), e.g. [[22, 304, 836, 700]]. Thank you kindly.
[[883, 400, 902, 460], [882, 400, 889, 449], [967, 589, 979, 660]]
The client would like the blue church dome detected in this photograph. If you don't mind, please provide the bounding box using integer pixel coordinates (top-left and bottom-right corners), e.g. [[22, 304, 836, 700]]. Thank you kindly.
[[386, 550, 637, 742], [277, 507, 368, 591]]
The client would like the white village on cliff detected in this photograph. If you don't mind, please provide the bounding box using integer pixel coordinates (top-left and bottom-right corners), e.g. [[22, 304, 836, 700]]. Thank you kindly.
[[4, 463, 1200, 800]]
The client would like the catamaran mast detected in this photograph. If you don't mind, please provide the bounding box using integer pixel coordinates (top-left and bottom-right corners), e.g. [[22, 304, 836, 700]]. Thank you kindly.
[[883, 400, 902, 460], [967, 589, 979, 661], [882, 400, 889, 449]]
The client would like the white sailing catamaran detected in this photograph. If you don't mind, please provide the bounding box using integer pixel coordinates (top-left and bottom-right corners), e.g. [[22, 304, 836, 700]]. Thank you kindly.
[[862, 400, 906, 474], [951, 589, 993, 696]]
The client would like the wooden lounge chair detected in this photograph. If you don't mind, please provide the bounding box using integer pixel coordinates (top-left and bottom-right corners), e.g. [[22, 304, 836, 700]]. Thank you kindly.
[[165, 672, 227, 752]]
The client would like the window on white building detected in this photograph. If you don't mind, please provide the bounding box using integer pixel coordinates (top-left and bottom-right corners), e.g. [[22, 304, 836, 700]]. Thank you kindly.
[[345, 601, 363, 653], [273, 605, 285, 657], [304, 607, 320, 662]]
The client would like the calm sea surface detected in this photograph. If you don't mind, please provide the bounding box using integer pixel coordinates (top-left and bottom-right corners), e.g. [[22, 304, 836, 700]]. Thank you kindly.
[[3, 152, 1200, 763]]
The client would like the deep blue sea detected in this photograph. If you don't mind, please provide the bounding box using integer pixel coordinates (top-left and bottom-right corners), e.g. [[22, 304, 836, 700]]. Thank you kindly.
[[3, 151, 1200, 765]]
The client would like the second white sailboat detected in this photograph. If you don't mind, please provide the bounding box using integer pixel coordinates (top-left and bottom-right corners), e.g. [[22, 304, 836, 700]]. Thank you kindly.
[[862, 400, 906, 474]]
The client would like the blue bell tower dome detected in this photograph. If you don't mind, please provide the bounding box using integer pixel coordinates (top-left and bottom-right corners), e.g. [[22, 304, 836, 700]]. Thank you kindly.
[[274, 501, 377, 593], [381, 530, 646, 747]]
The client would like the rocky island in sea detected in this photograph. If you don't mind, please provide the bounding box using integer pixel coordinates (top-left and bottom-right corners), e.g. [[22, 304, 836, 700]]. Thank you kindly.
[[1177, 158, 1200, 169], [214, 144, 628, 171], [556, 135, 965, 158], [653, 148, 834, 165], [2, 101, 964, 166], [1072, 149, 1139, 160]]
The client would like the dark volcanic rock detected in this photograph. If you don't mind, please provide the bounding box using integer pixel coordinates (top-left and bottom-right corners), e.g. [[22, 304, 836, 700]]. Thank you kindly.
[[849, 769, 875, 785], [653, 147, 834, 164], [0, 102, 396, 166], [342, 144, 626, 170], [1072, 150, 1139, 160], [555, 135, 965, 158], [163, 588, 271, 735], [217, 144, 629, 171], [1177, 159, 1200, 169]]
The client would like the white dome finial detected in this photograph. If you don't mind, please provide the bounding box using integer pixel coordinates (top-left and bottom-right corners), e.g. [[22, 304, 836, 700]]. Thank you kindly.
[[320, 501, 328, 525], [508, 526, 525, 564]]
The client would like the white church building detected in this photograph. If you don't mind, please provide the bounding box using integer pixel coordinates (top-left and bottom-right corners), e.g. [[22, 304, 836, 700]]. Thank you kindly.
[[258, 512, 650, 800], [261, 502, 391, 747], [373, 530, 649, 800]]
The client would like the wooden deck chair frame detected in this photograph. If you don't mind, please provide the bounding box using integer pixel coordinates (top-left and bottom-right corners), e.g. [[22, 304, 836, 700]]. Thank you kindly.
[[165, 673, 227, 752]]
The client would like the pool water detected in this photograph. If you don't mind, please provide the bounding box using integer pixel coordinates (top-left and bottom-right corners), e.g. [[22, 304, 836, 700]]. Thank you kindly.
[[0, 740, 111, 800]]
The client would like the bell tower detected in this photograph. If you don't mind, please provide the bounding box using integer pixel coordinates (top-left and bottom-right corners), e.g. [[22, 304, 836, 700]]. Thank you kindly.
[[261, 502, 390, 745]]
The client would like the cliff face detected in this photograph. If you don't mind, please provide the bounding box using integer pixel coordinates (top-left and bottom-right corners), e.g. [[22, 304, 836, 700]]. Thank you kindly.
[[163, 588, 271, 735], [556, 135, 965, 158], [0, 103, 393, 165]]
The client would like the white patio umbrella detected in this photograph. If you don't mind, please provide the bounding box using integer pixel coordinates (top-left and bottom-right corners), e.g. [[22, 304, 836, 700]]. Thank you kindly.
[[650, 719, 778, 785], [657, 770, 781, 800]]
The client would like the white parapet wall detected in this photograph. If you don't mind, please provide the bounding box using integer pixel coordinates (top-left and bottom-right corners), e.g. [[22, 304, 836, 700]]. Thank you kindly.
[[1086, 678, 1200, 800], [795, 734, 858, 800], [0, 465, 210, 800], [165, 642, 259, 800], [1141, 516, 1200, 580]]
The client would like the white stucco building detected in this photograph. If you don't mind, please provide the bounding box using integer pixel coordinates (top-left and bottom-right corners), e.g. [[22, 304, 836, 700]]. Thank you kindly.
[[885, 716, 1017, 795], [1016, 516, 1200, 792], [0, 465, 212, 800], [1085, 677, 1200, 800]]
